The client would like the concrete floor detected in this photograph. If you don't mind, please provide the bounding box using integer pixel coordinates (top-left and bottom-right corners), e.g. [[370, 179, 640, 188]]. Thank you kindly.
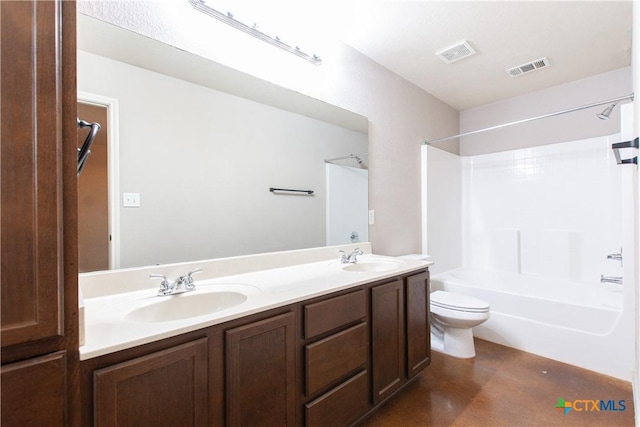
[[358, 339, 635, 426]]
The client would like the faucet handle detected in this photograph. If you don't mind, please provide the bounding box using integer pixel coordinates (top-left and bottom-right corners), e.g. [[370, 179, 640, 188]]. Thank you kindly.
[[351, 248, 363, 263], [187, 267, 204, 278], [150, 273, 172, 295], [184, 268, 203, 290], [149, 273, 169, 284], [338, 250, 349, 263]]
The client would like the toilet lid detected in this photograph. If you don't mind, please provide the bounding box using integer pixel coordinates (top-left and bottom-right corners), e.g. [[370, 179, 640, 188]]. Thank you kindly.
[[430, 290, 489, 313]]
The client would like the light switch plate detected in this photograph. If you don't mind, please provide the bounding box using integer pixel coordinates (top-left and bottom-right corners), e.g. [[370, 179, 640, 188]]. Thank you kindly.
[[368, 209, 375, 225], [123, 192, 140, 207]]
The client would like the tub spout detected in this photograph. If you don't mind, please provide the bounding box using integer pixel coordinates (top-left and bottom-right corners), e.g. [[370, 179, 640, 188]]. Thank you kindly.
[[600, 275, 622, 285]]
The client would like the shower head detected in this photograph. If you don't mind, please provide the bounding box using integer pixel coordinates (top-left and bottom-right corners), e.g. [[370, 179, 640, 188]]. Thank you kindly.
[[597, 101, 619, 120], [324, 153, 368, 169], [353, 155, 368, 169]]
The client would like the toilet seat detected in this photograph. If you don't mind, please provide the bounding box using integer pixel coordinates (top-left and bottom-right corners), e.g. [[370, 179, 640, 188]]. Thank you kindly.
[[430, 290, 489, 313]]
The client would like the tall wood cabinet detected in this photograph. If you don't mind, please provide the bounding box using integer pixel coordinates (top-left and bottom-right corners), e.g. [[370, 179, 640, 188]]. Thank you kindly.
[[1, 1, 79, 425]]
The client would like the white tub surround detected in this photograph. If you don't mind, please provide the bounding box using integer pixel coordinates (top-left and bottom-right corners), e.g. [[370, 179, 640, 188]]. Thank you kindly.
[[79, 243, 432, 360], [462, 135, 622, 281], [448, 133, 635, 381]]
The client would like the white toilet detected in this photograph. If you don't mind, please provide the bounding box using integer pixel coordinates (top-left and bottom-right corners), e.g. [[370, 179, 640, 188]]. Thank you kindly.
[[397, 255, 490, 358], [430, 290, 490, 358]]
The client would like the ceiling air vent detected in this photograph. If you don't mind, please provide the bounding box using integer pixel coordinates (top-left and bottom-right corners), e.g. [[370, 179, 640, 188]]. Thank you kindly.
[[436, 40, 477, 64], [506, 57, 550, 77]]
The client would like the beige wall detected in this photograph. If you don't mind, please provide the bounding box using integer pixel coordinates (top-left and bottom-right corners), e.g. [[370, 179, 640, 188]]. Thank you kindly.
[[459, 67, 632, 156], [77, 1, 459, 257]]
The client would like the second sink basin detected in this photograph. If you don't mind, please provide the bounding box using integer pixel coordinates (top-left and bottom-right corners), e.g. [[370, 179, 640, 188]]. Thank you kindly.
[[125, 289, 248, 323]]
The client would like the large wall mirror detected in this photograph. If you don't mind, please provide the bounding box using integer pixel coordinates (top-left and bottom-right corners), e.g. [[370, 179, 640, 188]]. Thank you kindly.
[[77, 14, 369, 272]]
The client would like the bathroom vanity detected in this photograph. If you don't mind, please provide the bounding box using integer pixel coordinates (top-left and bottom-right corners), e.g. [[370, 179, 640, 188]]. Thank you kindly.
[[78, 250, 431, 426], [1, 2, 429, 425]]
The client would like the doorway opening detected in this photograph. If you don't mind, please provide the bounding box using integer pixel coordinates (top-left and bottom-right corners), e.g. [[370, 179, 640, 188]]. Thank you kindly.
[[77, 93, 119, 271]]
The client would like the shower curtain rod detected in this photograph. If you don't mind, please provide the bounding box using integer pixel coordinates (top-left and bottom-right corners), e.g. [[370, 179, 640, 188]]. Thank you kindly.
[[424, 93, 635, 146]]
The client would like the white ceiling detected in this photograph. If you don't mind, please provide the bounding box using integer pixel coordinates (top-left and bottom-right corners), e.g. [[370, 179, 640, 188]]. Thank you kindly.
[[340, 1, 633, 111]]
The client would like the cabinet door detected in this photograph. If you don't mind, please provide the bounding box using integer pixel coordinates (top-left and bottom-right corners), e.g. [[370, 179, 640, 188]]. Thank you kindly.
[[1, 351, 66, 426], [371, 279, 404, 404], [94, 339, 209, 427], [226, 312, 296, 427], [1, 0, 67, 351], [406, 272, 431, 378]]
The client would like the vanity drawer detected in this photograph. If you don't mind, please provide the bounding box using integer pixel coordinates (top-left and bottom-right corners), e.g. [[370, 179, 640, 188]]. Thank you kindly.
[[305, 322, 368, 396], [304, 289, 366, 339], [305, 369, 369, 427]]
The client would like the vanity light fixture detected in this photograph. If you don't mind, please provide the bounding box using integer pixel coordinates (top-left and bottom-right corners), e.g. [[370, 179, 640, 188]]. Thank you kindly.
[[188, 0, 322, 65]]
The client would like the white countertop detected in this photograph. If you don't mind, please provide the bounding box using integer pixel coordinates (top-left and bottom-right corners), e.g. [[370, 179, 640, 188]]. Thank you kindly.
[[81, 254, 432, 360]]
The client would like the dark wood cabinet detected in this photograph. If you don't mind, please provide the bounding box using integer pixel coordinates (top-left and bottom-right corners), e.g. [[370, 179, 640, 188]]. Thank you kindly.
[[371, 279, 405, 404], [226, 312, 297, 427], [80, 270, 430, 426], [1, 0, 70, 355], [1, 352, 67, 426], [371, 272, 431, 406], [406, 271, 431, 378], [94, 339, 209, 427], [302, 289, 370, 427], [1, 0, 79, 425]]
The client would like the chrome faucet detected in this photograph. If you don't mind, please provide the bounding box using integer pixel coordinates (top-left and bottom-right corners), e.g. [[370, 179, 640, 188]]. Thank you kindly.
[[339, 248, 364, 264], [607, 251, 623, 265], [600, 275, 622, 285], [601, 248, 623, 285], [150, 268, 203, 296]]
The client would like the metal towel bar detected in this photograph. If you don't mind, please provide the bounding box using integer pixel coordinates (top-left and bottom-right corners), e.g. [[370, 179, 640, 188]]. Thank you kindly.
[[269, 187, 314, 195]]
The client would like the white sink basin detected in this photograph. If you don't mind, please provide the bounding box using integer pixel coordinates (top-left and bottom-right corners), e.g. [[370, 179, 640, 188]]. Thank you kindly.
[[125, 290, 248, 323], [342, 259, 404, 273]]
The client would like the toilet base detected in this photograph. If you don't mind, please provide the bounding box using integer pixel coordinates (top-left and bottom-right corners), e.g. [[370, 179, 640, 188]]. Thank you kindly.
[[430, 333, 445, 354], [430, 327, 476, 359]]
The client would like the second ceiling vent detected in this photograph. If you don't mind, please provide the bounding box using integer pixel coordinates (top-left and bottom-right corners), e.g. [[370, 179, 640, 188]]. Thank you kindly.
[[506, 57, 550, 77]]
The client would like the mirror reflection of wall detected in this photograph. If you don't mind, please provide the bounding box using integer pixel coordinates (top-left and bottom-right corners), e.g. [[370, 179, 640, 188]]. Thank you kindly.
[[76, 21, 368, 271]]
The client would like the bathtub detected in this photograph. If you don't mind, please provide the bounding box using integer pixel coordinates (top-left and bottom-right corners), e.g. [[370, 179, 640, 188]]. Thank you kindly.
[[431, 267, 633, 380]]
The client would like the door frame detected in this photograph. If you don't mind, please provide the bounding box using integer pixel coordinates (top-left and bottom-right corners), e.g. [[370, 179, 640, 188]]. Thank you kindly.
[[78, 91, 120, 270]]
